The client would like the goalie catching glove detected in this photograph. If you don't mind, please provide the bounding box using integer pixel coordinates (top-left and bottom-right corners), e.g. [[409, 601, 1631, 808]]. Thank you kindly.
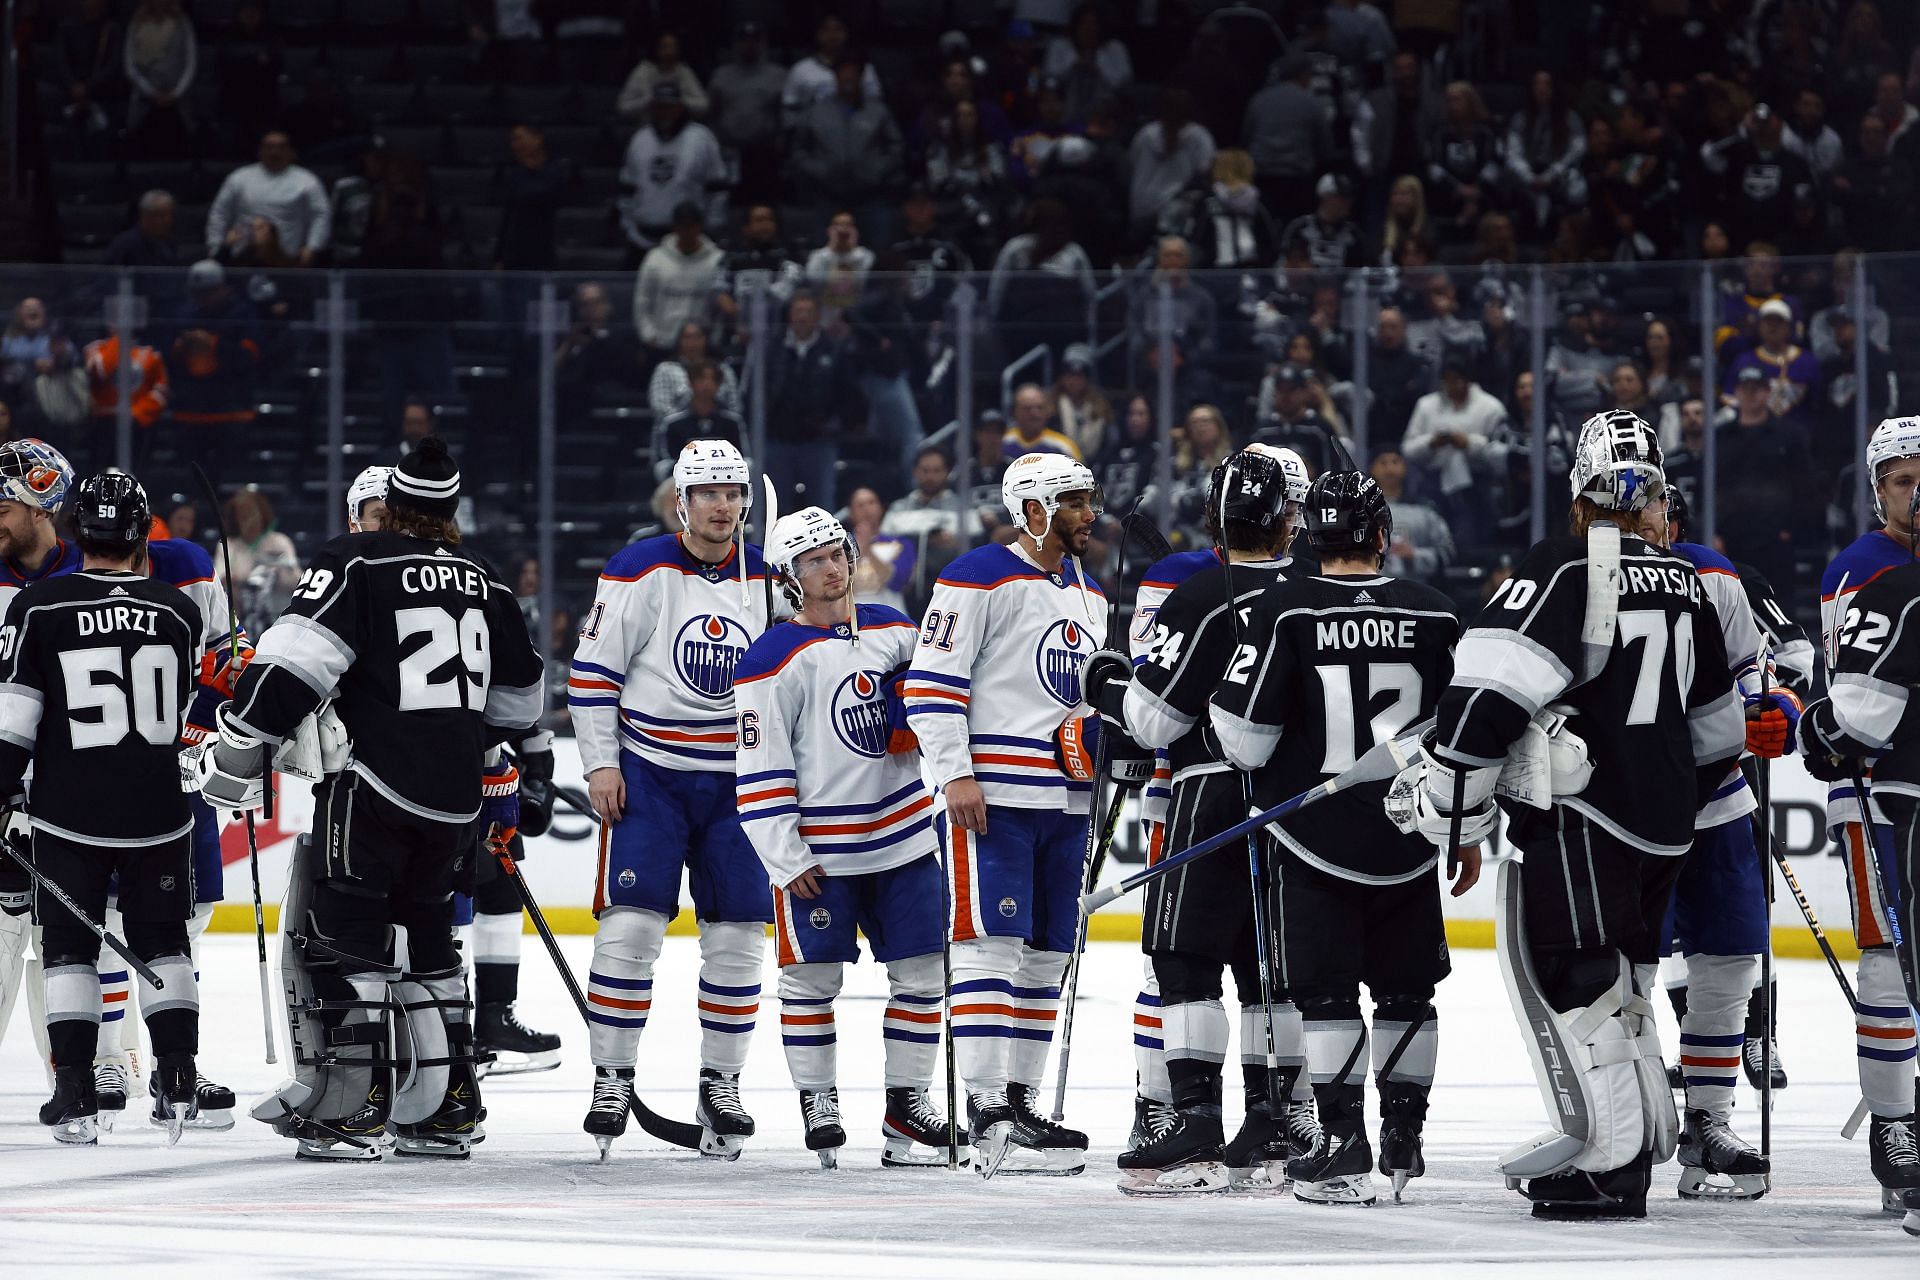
[[1387, 709, 1594, 844]]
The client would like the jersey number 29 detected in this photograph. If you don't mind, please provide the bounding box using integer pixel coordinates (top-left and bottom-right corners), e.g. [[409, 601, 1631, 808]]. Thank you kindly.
[[396, 607, 491, 711]]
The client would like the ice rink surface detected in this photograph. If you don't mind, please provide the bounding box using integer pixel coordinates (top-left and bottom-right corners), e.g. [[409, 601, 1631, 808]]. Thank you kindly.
[[1, 935, 1915, 1279]]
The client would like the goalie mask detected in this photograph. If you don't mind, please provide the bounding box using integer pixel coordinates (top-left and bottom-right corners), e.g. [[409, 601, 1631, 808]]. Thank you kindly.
[[1002, 452, 1100, 543], [1303, 469, 1392, 558], [1570, 409, 1665, 513], [766, 506, 858, 609], [0, 438, 73, 515], [1205, 444, 1309, 551], [1867, 415, 1920, 522], [673, 439, 753, 528]]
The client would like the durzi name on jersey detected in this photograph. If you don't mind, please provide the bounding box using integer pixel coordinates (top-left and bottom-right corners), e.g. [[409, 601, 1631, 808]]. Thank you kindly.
[[74, 600, 164, 636]]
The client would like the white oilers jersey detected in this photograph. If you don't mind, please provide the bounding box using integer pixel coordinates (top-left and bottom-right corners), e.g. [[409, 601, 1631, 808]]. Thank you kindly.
[[733, 604, 934, 887], [568, 533, 773, 775], [1129, 549, 1219, 829], [1676, 541, 1764, 830], [904, 542, 1107, 813]]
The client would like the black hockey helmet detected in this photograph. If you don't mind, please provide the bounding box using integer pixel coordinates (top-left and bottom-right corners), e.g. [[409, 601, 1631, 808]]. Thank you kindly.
[[1665, 483, 1689, 539], [72, 469, 150, 552], [1205, 444, 1311, 550], [1303, 469, 1392, 558]]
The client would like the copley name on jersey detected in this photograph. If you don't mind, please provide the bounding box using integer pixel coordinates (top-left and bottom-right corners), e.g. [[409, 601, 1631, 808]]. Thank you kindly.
[[400, 560, 490, 598]]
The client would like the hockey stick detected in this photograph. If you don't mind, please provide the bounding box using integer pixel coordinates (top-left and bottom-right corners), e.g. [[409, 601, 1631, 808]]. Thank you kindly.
[[496, 823, 704, 1150], [192, 463, 277, 1065], [1754, 653, 1773, 1157], [760, 474, 779, 633], [943, 869, 959, 1169], [0, 834, 162, 988], [1081, 722, 1428, 915]]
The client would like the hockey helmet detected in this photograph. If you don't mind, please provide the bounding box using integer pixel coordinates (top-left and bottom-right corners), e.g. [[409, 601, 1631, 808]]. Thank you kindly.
[[1664, 483, 1689, 540], [346, 464, 391, 530], [1569, 409, 1665, 513], [766, 506, 858, 609], [1303, 469, 1393, 557], [1867, 415, 1920, 521], [673, 439, 754, 513], [0, 438, 73, 516], [1205, 444, 1309, 550], [72, 470, 151, 551], [1001, 452, 1100, 538]]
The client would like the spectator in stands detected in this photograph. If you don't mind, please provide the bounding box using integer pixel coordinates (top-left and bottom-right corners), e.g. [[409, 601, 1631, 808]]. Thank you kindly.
[[1003, 382, 1080, 461], [1714, 242, 1793, 355], [1662, 396, 1709, 500], [1871, 71, 1919, 148], [218, 215, 297, 271], [123, 0, 196, 155], [1811, 248, 1891, 361], [843, 263, 925, 483], [555, 280, 640, 426], [1471, 210, 1518, 265], [1050, 344, 1112, 461], [883, 447, 965, 558], [495, 123, 566, 272], [1426, 81, 1501, 241], [54, 0, 124, 138], [1832, 112, 1915, 253], [1129, 236, 1217, 364], [847, 486, 915, 612], [924, 100, 1010, 263], [399, 398, 433, 452], [281, 69, 367, 165], [83, 324, 168, 470], [619, 83, 724, 258], [1506, 70, 1587, 237], [1473, 280, 1523, 411], [164, 260, 260, 469], [708, 21, 786, 207], [1816, 306, 1898, 484], [1, 298, 59, 413], [633, 202, 724, 364], [1253, 364, 1345, 478], [766, 292, 844, 506], [915, 57, 1014, 154], [1702, 104, 1812, 248], [1404, 350, 1509, 546], [647, 319, 740, 423], [1723, 298, 1821, 425], [1543, 298, 1612, 420], [106, 189, 180, 268], [657, 361, 745, 463], [1717, 363, 1818, 604], [1281, 173, 1367, 270], [1407, 271, 1483, 371], [892, 184, 972, 324], [163, 495, 195, 541], [1128, 86, 1215, 241], [1377, 176, 1429, 267], [1784, 87, 1843, 180], [207, 130, 330, 266], [1369, 447, 1453, 583], [1365, 305, 1430, 446], [618, 31, 709, 123], [225, 487, 301, 637], [1033, 98, 1129, 268], [1244, 53, 1333, 226], [804, 210, 876, 328], [1640, 318, 1687, 412], [712, 204, 802, 350], [791, 56, 906, 243], [1275, 329, 1351, 433], [1183, 149, 1276, 270], [987, 198, 1094, 357], [1355, 51, 1439, 198], [968, 410, 1011, 534], [782, 13, 882, 128], [1609, 360, 1655, 422], [1045, 3, 1133, 121], [1091, 393, 1161, 518], [1007, 75, 1081, 193], [213, 0, 279, 156], [1170, 403, 1234, 545]]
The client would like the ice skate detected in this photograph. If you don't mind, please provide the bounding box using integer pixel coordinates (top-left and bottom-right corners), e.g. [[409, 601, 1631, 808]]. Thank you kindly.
[[881, 1086, 965, 1168], [295, 1133, 383, 1162], [1116, 1106, 1229, 1195], [1903, 1187, 1920, 1236], [1221, 1099, 1289, 1193], [93, 1060, 128, 1133], [799, 1087, 844, 1170], [1740, 1037, 1787, 1091], [186, 1074, 237, 1131], [583, 1066, 633, 1161], [392, 1070, 481, 1160], [1288, 1086, 1376, 1206], [148, 1053, 197, 1145], [695, 1068, 754, 1160], [1522, 1152, 1652, 1220], [999, 1081, 1087, 1175], [1870, 1113, 1920, 1204], [1377, 1083, 1428, 1202], [1126, 1093, 1176, 1153], [41, 1065, 98, 1146], [476, 1002, 561, 1076], [1676, 1108, 1769, 1200], [966, 1090, 1016, 1179]]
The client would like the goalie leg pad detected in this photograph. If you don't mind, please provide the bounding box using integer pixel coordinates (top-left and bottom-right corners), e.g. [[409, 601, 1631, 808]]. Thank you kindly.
[[1628, 962, 1679, 1163], [587, 907, 666, 1069]]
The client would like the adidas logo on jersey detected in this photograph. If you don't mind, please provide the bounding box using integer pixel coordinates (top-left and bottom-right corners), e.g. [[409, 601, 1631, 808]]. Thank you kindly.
[[1352, 590, 1374, 604], [108, 586, 128, 596]]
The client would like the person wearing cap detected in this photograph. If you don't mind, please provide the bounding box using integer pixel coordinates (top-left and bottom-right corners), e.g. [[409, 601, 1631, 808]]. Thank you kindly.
[[1243, 52, 1333, 225], [1280, 174, 1366, 270], [1717, 364, 1818, 602], [205, 130, 330, 265], [708, 23, 789, 208], [781, 12, 883, 129], [1050, 343, 1113, 459], [969, 411, 1013, 534], [790, 57, 905, 242], [1367, 447, 1453, 583], [616, 30, 709, 124], [1721, 298, 1821, 425], [1252, 363, 1345, 478], [163, 260, 262, 466], [1811, 249, 1892, 362], [1402, 347, 1510, 546], [1542, 297, 1613, 421], [633, 203, 725, 358], [618, 82, 724, 257], [1127, 86, 1214, 239], [1699, 102, 1813, 247]]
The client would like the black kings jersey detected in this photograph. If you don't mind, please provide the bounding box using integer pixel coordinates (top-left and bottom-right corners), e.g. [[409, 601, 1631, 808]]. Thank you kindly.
[[229, 530, 545, 824], [1819, 561, 1920, 803], [1211, 573, 1459, 883], [1433, 533, 1744, 856], [1124, 559, 1286, 783], [0, 571, 203, 846]]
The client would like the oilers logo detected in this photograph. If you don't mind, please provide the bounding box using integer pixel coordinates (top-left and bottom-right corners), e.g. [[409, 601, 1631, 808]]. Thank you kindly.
[[674, 614, 752, 698], [830, 669, 891, 759], [1033, 618, 1094, 707]]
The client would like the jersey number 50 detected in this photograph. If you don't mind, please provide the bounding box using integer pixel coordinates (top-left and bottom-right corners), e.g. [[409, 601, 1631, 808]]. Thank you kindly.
[[61, 644, 180, 748], [396, 607, 491, 712]]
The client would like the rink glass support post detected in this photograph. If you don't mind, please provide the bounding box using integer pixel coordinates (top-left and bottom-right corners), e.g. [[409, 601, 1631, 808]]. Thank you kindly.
[[747, 282, 769, 522], [534, 278, 562, 652], [1347, 273, 1370, 462], [1528, 267, 1547, 547], [322, 273, 348, 538], [952, 282, 976, 550], [106, 276, 143, 471], [1154, 281, 1175, 535], [1698, 264, 1718, 548], [1854, 254, 1872, 533]]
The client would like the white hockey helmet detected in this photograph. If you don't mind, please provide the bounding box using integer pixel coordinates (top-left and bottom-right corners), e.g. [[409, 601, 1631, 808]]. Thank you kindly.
[[672, 438, 753, 525], [0, 438, 73, 515], [1002, 451, 1100, 538], [767, 506, 858, 608], [346, 464, 391, 529], [1569, 409, 1665, 513], [1243, 442, 1312, 505], [1867, 415, 1920, 521]]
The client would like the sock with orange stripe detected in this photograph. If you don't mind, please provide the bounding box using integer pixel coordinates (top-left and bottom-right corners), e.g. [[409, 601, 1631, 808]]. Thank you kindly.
[[1135, 961, 1172, 1106], [1859, 949, 1919, 1116], [697, 921, 764, 1075], [1006, 948, 1069, 1091], [587, 908, 664, 1069], [777, 962, 843, 1090], [951, 936, 1022, 1092], [883, 953, 944, 1087], [1678, 951, 1758, 1120]]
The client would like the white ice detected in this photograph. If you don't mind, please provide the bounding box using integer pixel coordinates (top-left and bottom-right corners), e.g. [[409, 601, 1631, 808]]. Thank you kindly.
[[1, 936, 1914, 1279]]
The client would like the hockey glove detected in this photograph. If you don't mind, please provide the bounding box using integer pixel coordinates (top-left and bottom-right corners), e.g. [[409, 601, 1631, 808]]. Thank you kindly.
[[1104, 723, 1155, 789], [881, 664, 918, 755], [199, 636, 255, 699], [1794, 700, 1860, 783], [194, 704, 267, 813], [513, 730, 556, 837], [481, 759, 521, 852], [0, 808, 27, 916], [1743, 687, 1803, 759], [1080, 648, 1132, 721], [1385, 747, 1499, 849], [1056, 712, 1099, 783]]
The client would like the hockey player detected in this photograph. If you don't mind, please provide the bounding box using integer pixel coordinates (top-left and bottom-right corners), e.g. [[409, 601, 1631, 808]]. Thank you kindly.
[[201, 437, 546, 1160], [903, 452, 1108, 1175], [0, 472, 207, 1144], [347, 465, 390, 534], [1403, 410, 1744, 1218], [734, 507, 953, 1168], [569, 439, 775, 1159], [1817, 415, 1920, 1208], [1207, 469, 1464, 1206], [1083, 444, 1317, 1194]]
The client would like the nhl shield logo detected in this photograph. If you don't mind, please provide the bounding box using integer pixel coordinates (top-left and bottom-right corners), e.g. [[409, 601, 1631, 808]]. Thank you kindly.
[[1033, 618, 1094, 707], [674, 614, 752, 699], [998, 896, 1018, 918], [158, 875, 175, 892], [829, 669, 890, 759], [809, 907, 832, 930]]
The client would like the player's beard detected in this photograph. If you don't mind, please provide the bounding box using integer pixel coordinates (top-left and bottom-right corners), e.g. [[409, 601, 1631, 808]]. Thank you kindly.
[[1060, 516, 1094, 559]]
